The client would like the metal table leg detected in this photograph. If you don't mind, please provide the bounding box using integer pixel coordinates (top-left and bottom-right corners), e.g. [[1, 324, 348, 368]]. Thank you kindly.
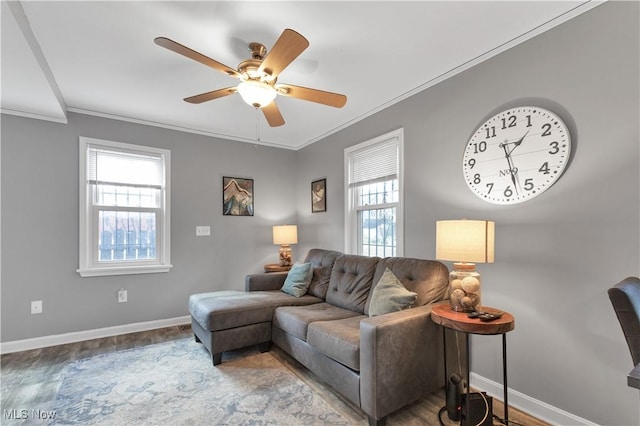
[[503, 333, 509, 425], [443, 327, 447, 388], [466, 333, 471, 425]]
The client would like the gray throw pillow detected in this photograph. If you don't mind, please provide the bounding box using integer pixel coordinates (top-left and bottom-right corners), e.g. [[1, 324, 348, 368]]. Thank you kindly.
[[369, 268, 418, 317], [281, 262, 313, 297]]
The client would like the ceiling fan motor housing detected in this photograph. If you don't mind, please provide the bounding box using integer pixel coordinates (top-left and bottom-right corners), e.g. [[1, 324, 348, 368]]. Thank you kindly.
[[239, 43, 276, 83]]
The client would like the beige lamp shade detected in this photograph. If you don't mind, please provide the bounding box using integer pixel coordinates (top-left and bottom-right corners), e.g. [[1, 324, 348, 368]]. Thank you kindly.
[[272, 225, 298, 245], [436, 220, 495, 263]]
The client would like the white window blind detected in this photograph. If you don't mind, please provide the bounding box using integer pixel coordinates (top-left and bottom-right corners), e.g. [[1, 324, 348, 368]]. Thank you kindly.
[[348, 137, 399, 187], [88, 146, 164, 189]]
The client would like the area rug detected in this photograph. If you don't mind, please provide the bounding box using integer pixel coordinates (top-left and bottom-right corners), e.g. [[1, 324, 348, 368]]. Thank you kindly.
[[50, 338, 352, 425]]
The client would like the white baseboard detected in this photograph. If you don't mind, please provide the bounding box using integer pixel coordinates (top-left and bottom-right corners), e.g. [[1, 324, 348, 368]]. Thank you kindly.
[[0, 315, 191, 354], [470, 373, 598, 426]]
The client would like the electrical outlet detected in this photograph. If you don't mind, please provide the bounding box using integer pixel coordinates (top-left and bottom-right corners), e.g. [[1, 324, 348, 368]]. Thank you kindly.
[[31, 300, 42, 314], [118, 289, 127, 303], [196, 226, 211, 236]]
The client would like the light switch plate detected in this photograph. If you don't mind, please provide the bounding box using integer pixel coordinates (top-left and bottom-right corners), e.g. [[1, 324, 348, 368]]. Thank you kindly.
[[196, 226, 211, 236]]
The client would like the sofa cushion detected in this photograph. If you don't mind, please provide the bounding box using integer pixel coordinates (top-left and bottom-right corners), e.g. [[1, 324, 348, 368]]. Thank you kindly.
[[365, 257, 449, 315], [273, 303, 360, 341], [304, 249, 342, 299], [368, 268, 418, 317], [307, 316, 365, 371], [281, 262, 313, 297], [189, 291, 321, 331], [326, 255, 380, 314]]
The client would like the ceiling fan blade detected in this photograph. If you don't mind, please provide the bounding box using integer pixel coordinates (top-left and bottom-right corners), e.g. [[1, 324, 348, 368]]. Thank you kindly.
[[184, 87, 237, 104], [154, 37, 240, 79], [262, 102, 285, 127], [277, 84, 347, 108], [258, 29, 309, 78]]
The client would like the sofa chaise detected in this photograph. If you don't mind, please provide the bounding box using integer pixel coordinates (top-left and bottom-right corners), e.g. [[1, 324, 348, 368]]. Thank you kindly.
[[189, 248, 450, 426]]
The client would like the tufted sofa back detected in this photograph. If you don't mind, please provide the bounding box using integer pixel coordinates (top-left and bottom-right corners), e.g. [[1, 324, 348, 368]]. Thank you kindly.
[[326, 254, 380, 313], [365, 257, 449, 315], [304, 248, 342, 299]]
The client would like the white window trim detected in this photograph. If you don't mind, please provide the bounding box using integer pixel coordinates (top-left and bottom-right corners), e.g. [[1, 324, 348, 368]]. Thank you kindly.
[[77, 137, 172, 277], [344, 128, 404, 256]]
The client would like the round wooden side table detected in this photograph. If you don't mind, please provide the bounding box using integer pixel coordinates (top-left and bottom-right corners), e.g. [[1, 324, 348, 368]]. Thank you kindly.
[[431, 302, 515, 425]]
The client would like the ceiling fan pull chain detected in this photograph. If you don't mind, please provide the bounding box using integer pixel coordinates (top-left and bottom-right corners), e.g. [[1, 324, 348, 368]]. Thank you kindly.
[[255, 107, 261, 142]]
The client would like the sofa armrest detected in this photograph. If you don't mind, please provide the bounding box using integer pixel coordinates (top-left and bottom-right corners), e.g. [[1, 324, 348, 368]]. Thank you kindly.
[[359, 304, 444, 421], [245, 272, 288, 292]]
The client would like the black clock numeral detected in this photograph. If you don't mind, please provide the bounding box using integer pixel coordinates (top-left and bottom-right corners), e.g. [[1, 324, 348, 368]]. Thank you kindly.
[[539, 162, 550, 175], [473, 141, 487, 154], [526, 115, 533, 127], [501, 115, 517, 129], [524, 178, 534, 191], [468, 158, 476, 169], [486, 183, 494, 194], [473, 174, 481, 184], [541, 123, 552, 137], [485, 127, 496, 139], [504, 186, 513, 197], [548, 141, 560, 155]]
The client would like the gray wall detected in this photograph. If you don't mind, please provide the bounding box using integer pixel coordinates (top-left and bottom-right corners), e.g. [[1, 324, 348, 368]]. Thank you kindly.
[[1, 112, 297, 341], [295, 2, 639, 425], [1, 2, 638, 425]]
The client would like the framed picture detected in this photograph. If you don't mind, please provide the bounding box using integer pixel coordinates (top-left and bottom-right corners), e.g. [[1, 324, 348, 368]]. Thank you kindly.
[[223, 177, 254, 216], [311, 178, 326, 213]]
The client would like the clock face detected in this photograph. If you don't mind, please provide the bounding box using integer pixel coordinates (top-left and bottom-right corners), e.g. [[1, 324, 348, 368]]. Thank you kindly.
[[463, 106, 571, 205]]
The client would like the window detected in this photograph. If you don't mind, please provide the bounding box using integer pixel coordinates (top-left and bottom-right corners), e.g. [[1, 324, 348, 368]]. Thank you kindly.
[[77, 137, 171, 277], [345, 129, 403, 257]]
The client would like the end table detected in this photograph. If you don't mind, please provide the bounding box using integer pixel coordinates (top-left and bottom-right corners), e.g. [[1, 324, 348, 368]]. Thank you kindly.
[[263, 264, 291, 273], [431, 302, 515, 425]]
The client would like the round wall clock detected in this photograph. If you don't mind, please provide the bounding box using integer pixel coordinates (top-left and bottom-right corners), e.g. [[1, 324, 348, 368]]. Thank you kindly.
[[462, 106, 571, 205]]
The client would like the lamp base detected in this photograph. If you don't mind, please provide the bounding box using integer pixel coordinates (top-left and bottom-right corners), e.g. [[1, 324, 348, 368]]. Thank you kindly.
[[449, 263, 481, 312], [279, 244, 293, 267]]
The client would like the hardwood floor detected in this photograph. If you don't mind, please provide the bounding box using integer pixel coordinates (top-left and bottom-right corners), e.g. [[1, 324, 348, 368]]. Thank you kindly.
[[1, 325, 548, 426]]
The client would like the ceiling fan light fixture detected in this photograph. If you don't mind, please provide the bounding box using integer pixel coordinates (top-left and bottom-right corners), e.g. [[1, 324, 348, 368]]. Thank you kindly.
[[237, 80, 277, 108]]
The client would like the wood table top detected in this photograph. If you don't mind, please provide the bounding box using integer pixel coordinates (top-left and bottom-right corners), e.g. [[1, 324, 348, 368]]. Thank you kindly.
[[264, 264, 291, 273], [431, 302, 515, 335]]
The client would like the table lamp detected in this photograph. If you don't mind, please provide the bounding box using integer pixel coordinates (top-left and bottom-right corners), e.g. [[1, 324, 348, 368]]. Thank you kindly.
[[272, 225, 298, 266], [436, 220, 495, 312]]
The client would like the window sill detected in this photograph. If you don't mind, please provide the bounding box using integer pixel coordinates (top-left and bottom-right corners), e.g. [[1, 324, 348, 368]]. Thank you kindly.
[[77, 264, 173, 278]]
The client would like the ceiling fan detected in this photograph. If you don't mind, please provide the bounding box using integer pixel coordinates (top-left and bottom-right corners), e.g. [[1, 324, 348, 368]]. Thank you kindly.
[[154, 29, 347, 127]]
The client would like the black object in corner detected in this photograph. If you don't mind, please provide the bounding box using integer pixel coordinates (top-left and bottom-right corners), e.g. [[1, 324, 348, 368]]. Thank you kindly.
[[446, 374, 462, 421], [461, 392, 493, 426]]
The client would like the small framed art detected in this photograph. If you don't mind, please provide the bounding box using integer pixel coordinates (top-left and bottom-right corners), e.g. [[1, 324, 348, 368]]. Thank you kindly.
[[223, 176, 254, 216], [311, 178, 326, 213]]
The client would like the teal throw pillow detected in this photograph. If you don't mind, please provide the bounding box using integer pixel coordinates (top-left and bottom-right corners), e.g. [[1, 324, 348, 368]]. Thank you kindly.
[[369, 268, 418, 317], [281, 262, 313, 297]]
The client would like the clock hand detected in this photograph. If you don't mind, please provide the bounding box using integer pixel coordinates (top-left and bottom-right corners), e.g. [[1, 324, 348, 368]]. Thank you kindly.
[[505, 131, 530, 195], [500, 141, 519, 195], [501, 131, 530, 155], [509, 160, 519, 195], [511, 130, 530, 152]]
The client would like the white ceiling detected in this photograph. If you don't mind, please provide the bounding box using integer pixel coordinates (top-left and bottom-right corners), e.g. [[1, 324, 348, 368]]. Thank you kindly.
[[1, 1, 601, 150]]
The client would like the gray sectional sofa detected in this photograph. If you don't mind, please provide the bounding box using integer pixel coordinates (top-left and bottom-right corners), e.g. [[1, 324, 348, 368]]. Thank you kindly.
[[189, 248, 450, 426]]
